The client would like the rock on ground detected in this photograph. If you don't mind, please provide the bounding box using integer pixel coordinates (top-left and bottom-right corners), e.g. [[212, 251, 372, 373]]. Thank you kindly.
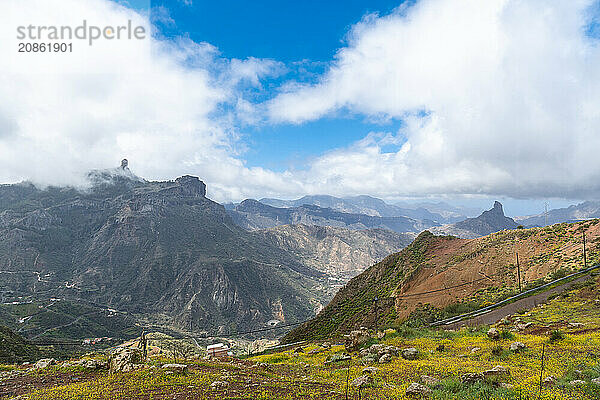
[[378, 354, 392, 363], [344, 328, 370, 352], [461, 373, 484, 384], [350, 375, 373, 388], [483, 365, 510, 379], [33, 359, 56, 369], [406, 382, 432, 396], [569, 380, 586, 386], [509, 342, 526, 352], [543, 376, 557, 387], [161, 364, 188, 373], [487, 328, 500, 340], [109, 348, 145, 373], [401, 348, 419, 360]]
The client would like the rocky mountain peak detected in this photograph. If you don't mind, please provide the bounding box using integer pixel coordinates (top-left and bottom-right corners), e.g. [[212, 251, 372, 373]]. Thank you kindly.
[[492, 201, 503, 213], [174, 175, 206, 198]]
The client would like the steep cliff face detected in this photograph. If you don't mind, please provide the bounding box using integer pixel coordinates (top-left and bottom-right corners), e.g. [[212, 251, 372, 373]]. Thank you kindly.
[[0, 174, 326, 338]]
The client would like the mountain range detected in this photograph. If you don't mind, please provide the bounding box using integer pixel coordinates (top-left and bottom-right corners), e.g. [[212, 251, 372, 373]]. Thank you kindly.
[[517, 201, 600, 227], [259, 195, 475, 223], [0, 168, 417, 340], [0, 170, 328, 338], [228, 199, 438, 233]]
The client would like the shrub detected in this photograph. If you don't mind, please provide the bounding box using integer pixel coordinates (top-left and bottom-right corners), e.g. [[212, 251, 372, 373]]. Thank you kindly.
[[500, 330, 515, 340], [491, 345, 503, 356], [549, 330, 564, 343]]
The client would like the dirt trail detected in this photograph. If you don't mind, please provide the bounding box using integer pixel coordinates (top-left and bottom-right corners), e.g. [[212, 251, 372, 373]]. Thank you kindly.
[[442, 275, 592, 330]]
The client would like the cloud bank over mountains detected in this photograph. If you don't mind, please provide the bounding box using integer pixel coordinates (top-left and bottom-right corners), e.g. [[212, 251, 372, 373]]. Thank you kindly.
[[1, 0, 600, 201]]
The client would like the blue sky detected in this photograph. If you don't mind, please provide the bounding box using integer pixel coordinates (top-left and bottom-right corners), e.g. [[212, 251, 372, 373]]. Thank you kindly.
[[4, 0, 600, 216], [144, 0, 408, 171], [150, 0, 404, 61], [136, 0, 595, 215]]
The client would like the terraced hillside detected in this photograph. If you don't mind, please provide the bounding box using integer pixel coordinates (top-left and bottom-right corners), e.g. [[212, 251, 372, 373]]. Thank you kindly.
[[285, 219, 600, 342]]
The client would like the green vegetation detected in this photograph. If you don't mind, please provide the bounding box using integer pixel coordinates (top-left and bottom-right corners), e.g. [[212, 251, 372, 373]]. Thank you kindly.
[[0, 325, 41, 363]]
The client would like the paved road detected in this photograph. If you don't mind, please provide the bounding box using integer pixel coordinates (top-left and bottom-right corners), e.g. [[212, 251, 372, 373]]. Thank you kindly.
[[442, 275, 592, 330]]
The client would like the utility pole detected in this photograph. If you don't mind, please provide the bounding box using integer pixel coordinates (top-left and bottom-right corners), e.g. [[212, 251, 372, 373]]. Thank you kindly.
[[544, 202, 549, 227], [373, 296, 379, 334], [516, 252, 522, 292], [538, 343, 546, 396], [583, 232, 587, 269]]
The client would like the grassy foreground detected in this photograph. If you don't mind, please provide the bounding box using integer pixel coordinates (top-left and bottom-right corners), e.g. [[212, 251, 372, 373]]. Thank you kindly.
[[1, 277, 600, 400]]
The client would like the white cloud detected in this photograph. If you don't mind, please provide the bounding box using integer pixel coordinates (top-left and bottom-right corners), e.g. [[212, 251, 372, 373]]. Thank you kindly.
[[0, 0, 287, 201], [268, 0, 600, 199], [2, 0, 600, 203]]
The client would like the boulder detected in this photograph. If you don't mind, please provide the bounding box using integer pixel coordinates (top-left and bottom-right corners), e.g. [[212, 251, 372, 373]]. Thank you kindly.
[[361, 354, 379, 364], [509, 342, 526, 352], [406, 382, 432, 396], [109, 347, 145, 373], [471, 347, 481, 354], [359, 348, 371, 357], [420, 375, 440, 386], [461, 373, 484, 384], [591, 377, 600, 385], [378, 354, 392, 363], [161, 364, 188, 374], [368, 344, 386, 355], [383, 346, 400, 357], [401, 348, 419, 360], [80, 359, 108, 370], [487, 328, 500, 340], [350, 375, 373, 388], [344, 328, 370, 352], [569, 380, 586, 387], [324, 353, 351, 364], [33, 358, 56, 369], [483, 365, 510, 379], [542, 376, 557, 388]]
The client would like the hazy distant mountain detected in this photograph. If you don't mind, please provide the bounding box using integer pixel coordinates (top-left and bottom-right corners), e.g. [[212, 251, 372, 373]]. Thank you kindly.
[[432, 201, 518, 238], [259, 195, 450, 222], [229, 199, 438, 233], [517, 201, 600, 227], [0, 171, 328, 339], [396, 201, 481, 223], [256, 224, 415, 284]]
